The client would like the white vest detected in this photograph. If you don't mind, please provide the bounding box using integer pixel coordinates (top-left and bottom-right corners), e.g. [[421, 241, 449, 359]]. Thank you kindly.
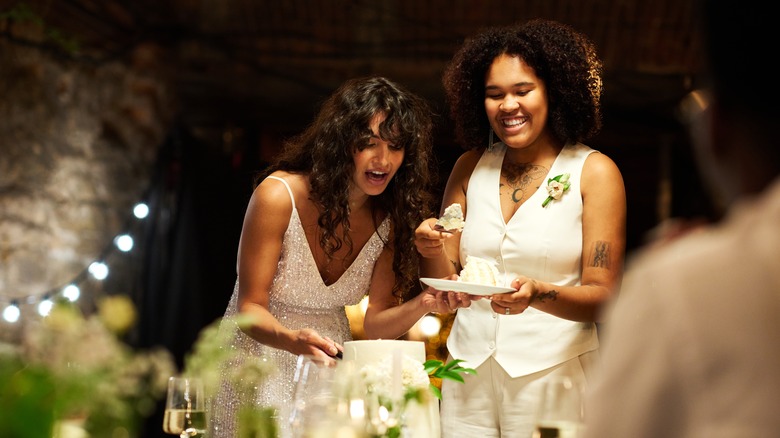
[[448, 142, 599, 377]]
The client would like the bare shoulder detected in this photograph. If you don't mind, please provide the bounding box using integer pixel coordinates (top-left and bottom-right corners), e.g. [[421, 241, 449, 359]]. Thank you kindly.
[[454, 149, 483, 169], [442, 149, 483, 205], [449, 149, 483, 183], [250, 171, 307, 215], [260, 170, 311, 194], [582, 150, 624, 188]]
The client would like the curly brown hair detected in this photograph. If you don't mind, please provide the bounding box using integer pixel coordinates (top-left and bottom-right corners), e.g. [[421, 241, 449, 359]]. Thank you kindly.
[[443, 18, 603, 150], [261, 76, 435, 302]]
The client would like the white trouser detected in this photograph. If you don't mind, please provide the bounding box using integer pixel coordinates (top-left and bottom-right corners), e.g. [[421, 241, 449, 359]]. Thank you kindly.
[[440, 351, 599, 438]]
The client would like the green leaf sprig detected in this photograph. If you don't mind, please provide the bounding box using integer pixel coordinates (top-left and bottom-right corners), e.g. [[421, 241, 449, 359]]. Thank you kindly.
[[422, 358, 477, 400]]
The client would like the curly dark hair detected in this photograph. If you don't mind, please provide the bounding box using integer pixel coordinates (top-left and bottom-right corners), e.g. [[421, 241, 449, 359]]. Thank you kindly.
[[442, 18, 603, 150], [260, 76, 435, 302]]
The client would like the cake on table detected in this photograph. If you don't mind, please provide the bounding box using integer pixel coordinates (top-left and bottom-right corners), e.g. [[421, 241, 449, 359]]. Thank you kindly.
[[342, 340, 441, 437], [342, 339, 426, 367]]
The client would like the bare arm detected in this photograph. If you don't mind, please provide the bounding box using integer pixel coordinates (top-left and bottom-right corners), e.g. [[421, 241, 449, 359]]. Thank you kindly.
[[364, 150, 483, 339], [491, 152, 627, 322], [363, 235, 457, 339], [236, 175, 340, 358], [415, 151, 482, 278]]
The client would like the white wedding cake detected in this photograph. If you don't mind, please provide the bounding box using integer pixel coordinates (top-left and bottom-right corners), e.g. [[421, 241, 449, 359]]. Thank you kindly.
[[342, 340, 441, 437], [342, 339, 426, 366]]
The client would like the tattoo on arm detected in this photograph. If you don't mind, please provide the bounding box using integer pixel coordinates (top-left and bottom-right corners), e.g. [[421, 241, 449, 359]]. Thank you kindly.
[[536, 290, 559, 303], [589, 241, 611, 269]]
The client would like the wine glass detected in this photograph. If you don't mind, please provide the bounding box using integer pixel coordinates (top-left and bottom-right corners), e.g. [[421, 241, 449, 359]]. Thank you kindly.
[[532, 375, 586, 438], [289, 354, 348, 438], [163, 376, 207, 438]]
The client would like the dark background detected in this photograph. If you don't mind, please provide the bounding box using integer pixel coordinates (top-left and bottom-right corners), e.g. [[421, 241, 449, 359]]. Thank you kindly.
[[2, 1, 715, 436]]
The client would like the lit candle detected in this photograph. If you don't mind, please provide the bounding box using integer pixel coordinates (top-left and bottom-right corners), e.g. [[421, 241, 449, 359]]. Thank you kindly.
[[392, 348, 402, 402]]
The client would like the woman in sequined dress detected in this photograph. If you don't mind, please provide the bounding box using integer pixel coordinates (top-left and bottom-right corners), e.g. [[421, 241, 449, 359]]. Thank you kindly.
[[209, 76, 453, 438]]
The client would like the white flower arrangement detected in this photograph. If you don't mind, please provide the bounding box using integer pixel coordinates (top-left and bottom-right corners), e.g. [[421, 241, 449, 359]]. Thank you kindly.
[[359, 354, 431, 404], [356, 354, 475, 437], [0, 297, 176, 438]]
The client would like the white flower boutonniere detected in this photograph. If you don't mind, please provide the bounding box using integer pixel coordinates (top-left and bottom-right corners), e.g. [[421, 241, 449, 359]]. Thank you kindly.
[[542, 173, 571, 207]]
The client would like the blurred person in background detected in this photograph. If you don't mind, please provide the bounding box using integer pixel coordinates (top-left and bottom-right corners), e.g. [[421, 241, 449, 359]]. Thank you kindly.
[[584, 0, 780, 436]]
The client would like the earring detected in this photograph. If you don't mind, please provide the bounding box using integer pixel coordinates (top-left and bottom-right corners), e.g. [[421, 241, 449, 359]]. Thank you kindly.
[[488, 129, 495, 152]]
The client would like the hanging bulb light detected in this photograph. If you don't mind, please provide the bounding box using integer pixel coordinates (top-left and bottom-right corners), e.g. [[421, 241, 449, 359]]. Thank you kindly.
[[133, 202, 149, 219], [114, 234, 134, 252], [62, 284, 80, 302], [38, 295, 54, 316], [88, 261, 109, 280], [3, 301, 21, 323]]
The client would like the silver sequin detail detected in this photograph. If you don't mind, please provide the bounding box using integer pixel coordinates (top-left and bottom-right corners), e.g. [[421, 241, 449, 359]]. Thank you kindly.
[[209, 206, 390, 438]]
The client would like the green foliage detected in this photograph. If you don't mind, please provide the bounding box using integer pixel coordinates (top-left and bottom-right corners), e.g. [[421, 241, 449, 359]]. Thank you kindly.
[[182, 314, 275, 397], [0, 300, 176, 438], [422, 358, 477, 400], [0, 357, 57, 438], [182, 314, 278, 436], [238, 406, 278, 438], [1, 2, 81, 54]]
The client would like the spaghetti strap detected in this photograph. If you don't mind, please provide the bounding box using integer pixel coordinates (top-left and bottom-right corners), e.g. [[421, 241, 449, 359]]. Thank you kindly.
[[266, 175, 296, 210]]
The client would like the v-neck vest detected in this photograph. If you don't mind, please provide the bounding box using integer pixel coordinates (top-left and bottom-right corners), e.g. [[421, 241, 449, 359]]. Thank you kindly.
[[449, 142, 599, 377]]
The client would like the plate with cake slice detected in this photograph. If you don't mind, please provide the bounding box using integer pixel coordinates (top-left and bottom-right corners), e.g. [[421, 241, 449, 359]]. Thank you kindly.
[[420, 254, 514, 295], [420, 278, 514, 296]]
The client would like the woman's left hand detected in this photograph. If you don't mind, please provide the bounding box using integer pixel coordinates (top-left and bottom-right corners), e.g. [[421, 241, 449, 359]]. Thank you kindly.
[[489, 275, 538, 315]]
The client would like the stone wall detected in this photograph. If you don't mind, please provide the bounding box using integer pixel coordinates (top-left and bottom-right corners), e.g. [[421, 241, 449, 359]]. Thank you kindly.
[[0, 38, 176, 341]]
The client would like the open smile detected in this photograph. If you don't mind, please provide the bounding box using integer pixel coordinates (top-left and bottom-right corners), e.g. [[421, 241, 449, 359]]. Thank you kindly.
[[501, 116, 527, 128], [366, 170, 389, 185]]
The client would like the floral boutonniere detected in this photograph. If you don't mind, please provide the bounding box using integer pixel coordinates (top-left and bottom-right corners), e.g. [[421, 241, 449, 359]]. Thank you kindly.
[[542, 173, 571, 207]]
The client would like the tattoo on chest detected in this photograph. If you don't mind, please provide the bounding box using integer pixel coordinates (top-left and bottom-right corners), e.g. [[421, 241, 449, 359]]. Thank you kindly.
[[500, 162, 548, 203]]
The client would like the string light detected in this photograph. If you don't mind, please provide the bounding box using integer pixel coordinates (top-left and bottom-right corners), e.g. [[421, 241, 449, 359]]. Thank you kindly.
[[62, 284, 80, 302], [1, 198, 150, 324], [88, 261, 109, 280], [37, 295, 54, 316], [2, 301, 20, 323], [133, 202, 149, 219], [114, 234, 134, 252]]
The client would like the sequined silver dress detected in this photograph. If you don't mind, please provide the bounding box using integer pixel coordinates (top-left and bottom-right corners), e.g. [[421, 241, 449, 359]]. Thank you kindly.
[[209, 176, 390, 438]]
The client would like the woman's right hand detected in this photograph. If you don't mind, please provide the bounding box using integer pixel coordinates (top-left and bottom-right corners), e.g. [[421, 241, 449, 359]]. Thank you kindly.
[[290, 328, 342, 361], [414, 217, 453, 259]]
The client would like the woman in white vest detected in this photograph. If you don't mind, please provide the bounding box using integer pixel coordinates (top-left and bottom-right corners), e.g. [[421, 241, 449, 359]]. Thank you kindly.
[[414, 19, 626, 437]]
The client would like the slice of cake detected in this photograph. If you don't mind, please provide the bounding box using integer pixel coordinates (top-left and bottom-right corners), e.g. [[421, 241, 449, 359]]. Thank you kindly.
[[435, 203, 465, 232], [458, 255, 500, 285]]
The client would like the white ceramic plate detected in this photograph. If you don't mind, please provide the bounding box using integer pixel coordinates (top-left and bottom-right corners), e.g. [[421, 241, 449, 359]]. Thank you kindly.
[[420, 278, 514, 296]]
